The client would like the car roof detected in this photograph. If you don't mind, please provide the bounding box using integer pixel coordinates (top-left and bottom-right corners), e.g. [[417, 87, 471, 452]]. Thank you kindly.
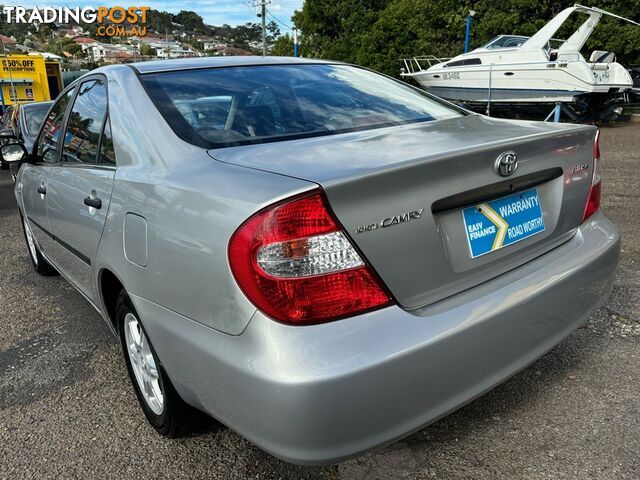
[[130, 56, 340, 74]]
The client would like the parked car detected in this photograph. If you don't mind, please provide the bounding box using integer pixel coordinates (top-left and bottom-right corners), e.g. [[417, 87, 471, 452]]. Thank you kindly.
[[5, 101, 53, 182], [0, 105, 16, 171], [1, 58, 620, 465], [12, 101, 54, 149]]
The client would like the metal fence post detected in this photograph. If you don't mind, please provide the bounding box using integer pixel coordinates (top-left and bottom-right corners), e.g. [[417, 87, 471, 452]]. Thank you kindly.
[[486, 63, 493, 116]]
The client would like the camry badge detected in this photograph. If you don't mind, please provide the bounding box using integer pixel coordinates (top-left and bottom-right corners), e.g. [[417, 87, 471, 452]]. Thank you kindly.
[[356, 209, 424, 234]]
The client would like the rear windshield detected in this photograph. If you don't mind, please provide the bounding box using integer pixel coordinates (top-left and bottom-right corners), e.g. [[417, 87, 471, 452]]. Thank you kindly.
[[141, 64, 462, 148], [23, 104, 51, 137]]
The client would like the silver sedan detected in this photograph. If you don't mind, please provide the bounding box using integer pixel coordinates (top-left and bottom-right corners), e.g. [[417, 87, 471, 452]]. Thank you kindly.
[[1, 57, 619, 464]]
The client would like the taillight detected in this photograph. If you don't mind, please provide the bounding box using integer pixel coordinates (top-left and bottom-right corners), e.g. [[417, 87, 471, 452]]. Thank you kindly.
[[582, 130, 602, 222], [228, 191, 392, 325]]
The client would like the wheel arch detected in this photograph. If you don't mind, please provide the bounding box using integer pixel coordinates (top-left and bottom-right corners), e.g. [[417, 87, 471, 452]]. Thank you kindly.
[[98, 267, 126, 333]]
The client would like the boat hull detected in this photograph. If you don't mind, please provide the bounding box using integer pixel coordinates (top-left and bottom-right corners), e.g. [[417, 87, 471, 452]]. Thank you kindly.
[[407, 60, 633, 104]]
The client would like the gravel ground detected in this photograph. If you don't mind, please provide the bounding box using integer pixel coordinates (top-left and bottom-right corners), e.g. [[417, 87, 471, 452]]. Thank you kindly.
[[1, 124, 639, 479]]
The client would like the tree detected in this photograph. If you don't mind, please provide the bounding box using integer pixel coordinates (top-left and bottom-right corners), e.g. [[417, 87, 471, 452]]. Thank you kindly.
[[147, 9, 174, 33], [356, 0, 467, 76], [174, 10, 205, 32], [271, 33, 294, 56], [233, 23, 263, 43], [293, 0, 391, 62], [47, 36, 83, 58], [266, 20, 281, 41], [38, 24, 52, 41], [139, 42, 156, 56]]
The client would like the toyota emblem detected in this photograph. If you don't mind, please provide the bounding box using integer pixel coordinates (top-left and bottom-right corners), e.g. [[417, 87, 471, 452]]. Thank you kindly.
[[495, 151, 518, 177]]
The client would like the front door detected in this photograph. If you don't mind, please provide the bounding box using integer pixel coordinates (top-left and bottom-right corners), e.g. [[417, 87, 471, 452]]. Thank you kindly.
[[45, 77, 115, 302], [21, 87, 75, 258]]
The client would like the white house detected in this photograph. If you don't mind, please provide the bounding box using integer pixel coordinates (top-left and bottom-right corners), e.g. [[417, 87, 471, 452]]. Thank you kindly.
[[146, 40, 198, 59]]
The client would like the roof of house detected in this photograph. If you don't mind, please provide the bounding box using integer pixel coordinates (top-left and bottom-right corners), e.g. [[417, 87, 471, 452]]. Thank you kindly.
[[73, 36, 98, 44], [0, 35, 16, 45]]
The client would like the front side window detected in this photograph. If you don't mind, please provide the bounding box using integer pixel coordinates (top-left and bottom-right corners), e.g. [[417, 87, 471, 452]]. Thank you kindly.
[[36, 88, 74, 163], [142, 64, 462, 149], [62, 79, 107, 164]]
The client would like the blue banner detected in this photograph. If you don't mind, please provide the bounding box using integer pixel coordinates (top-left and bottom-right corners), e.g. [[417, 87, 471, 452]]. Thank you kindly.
[[462, 188, 545, 258]]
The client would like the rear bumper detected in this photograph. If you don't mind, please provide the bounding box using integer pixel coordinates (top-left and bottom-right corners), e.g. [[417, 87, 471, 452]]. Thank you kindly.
[[133, 212, 620, 465]]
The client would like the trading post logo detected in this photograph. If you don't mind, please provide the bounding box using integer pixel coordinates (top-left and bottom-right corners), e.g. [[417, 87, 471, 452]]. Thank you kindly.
[[2, 6, 149, 37]]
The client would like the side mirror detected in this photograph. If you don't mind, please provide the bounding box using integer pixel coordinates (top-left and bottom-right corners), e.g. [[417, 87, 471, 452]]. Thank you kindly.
[[0, 142, 27, 164], [0, 128, 16, 140]]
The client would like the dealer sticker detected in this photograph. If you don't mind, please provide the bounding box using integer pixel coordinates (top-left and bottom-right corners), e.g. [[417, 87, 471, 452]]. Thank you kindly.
[[462, 189, 545, 258]]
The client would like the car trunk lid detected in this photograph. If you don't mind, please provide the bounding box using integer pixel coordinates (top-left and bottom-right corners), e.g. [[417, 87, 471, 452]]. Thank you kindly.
[[209, 115, 597, 310]]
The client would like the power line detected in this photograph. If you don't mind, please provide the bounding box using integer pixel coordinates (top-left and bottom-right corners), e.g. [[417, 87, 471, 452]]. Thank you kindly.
[[244, 1, 256, 17], [266, 9, 293, 30]]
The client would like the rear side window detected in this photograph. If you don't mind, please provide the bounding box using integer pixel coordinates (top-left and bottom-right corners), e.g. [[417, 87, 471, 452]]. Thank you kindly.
[[141, 64, 462, 149], [62, 79, 108, 164], [36, 89, 74, 163], [99, 115, 116, 166]]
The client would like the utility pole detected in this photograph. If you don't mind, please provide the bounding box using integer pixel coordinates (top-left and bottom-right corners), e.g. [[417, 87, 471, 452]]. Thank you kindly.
[[2, 39, 16, 106], [293, 28, 298, 57], [261, 0, 267, 56], [255, 0, 270, 56]]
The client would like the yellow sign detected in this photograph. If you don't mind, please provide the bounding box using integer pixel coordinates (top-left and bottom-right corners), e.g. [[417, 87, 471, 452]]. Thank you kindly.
[[0, 54, 59, 106], [1, 58, 37, 72]]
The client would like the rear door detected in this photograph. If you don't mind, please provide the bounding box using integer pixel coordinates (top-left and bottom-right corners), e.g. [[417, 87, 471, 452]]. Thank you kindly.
[[45, 76, 115, 302]]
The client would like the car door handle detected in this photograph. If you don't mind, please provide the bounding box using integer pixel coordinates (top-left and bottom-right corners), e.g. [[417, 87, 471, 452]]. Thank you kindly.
[[84, 196, 102, 209], [37, 186, 46, 195]]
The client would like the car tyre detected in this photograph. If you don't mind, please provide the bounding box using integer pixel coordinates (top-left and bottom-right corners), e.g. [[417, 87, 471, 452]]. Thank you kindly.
[[1, 161, 8, 170], [117, 290, 202, 437], [20, 212, 58, 276]]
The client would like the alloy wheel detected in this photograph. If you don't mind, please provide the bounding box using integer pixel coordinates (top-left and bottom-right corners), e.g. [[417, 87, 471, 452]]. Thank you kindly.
[[23, 217, 38, 266], [124, 313, 164, 415]]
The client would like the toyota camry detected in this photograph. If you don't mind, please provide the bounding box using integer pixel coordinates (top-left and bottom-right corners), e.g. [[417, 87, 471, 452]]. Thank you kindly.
[[1, 57, 619, 465]]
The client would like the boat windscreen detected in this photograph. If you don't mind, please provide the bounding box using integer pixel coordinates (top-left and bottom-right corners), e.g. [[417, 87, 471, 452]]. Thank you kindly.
[[483, 35, 529, 49]]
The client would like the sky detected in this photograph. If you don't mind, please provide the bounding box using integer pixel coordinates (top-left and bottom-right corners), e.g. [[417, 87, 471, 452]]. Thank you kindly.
[[8, 1, 305, 28]]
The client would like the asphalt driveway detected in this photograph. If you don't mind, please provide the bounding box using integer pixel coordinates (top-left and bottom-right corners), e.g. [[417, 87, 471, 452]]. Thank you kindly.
[[1, 124, 638, 479]]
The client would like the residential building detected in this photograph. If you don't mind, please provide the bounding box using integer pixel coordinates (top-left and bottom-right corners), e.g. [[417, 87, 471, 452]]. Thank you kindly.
[[146, 40, 198, 59]]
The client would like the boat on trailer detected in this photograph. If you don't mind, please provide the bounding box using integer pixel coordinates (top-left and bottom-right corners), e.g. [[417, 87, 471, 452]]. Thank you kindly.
[[401, 4, 640, 121]]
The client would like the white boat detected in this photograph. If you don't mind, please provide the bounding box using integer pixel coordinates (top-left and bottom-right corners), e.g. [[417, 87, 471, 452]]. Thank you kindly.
[[401, 4, 640, 121]]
